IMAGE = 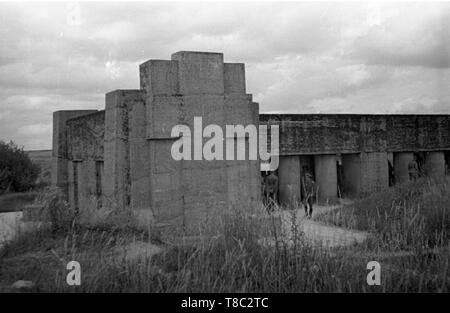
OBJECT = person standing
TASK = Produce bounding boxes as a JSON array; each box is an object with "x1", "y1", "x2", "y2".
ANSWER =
[
  {"x1": 264, "y1": 171, "x2": 278, "y2": 210},
  {"x1": 302, "y1": 172, "x2": 315, "y2": 218},
  {"x1": 408, "y1": 155, "x2": 419, "y2": 181}
]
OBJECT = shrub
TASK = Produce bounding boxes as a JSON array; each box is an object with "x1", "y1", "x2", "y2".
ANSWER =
[
  {"x1": 0, "y1": 141, "x2": 40, "y2": 194},
  {"x1": 33, "y1": 187, "x2": 75, "y2": 232}
]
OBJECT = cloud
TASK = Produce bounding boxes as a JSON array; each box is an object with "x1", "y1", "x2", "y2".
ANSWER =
[
  {"x1": 0, "y1": 2, "x2": 449, "y2": 150},
  {"x1": 351, "y1": 3, "x2": 450, "y2": 68},
  {"x1": 18, "y1": 123, "x2": 51, "y2": 136}
]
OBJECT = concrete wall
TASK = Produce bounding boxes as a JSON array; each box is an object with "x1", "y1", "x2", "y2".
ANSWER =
[
  {"x1": 128, "y1": 91, "x2": 152, "y2": 224},
  {"x1": 66, "y1": 111, "x2": 105, "y2": 160},
  {"x1": 103, "y1": 90, "x2": 143, "y2": 210},
  {"x1": 52, "y1": 110, "x2": 98, "y2": 198},
  {"x1": 360, "y1": 152, "x2": 389, "y2": 193},
  {"x1": 260, "y1": 114, "x2": 450, "y2": 155},
  {"x1": 425, "y1": 152, "x2": 445, "y2": 178},
  {"x1": 65, "y1": 111, "x2": 105, "y2": 211}
]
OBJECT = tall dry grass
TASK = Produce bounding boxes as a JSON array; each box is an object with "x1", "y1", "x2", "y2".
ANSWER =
[
  {"x1": 1, "y1": 180, "x2": 449, "y2": 292},
  {"x1": 317, "y1": 177, "x2": 450, "y2": 251}
]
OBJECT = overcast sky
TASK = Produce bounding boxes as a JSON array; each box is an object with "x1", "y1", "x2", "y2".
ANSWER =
[{"x1": 0, "y1": 1, "x2": 449, "y2": 150}]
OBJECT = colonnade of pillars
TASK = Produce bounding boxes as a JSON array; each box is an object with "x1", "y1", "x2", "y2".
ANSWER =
[{"x1": 275, "y1": 151, "x2": 448, "y2": 206}]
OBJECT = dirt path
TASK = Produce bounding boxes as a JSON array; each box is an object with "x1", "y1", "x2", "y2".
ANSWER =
[{"x1": 281, "y1": 201, "x2": 369, "y2": 248}]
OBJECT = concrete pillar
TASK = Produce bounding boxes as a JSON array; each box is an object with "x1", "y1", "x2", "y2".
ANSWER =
[
  {"x1": 138, "y1": 51, "x2": 259, "y2": 235},
  {"x1": 128, "y1": 92, "x2": 150, "y2": 213},
  {"x1": 387, "y1": 152, "x2": 394, "y2": 166},
  {"x1": 103, "y1": 90, "x2": 141, "y2": 209},
  {"x1": 52, "y1": 110, "x2": 97, "y2": 198},
  {"x1": 224, "y1": 63, "x2": 246, "y2": 94},
  {"x1": 446, "y1": 152, "x2": 450, "y2": 176},
  {"x1": 140, "y1": 59, "x2": 184, "y2": 229},
  {"x1": 394, "y1": 152, "x2": 414, "y2": 184},
  {"x1": 360, "y1": 152, "x2": 389, "y2": 193},
  {"x1": 171, "y1": 51, "x2": 224, "y2": 95},
  {"x1": 314, "y1": 154, "x2": 337, "y2": 203},
  {"x1": 425, "y1": 152, "x2": 445, "y2": 178},
  {"x1": 278, "y1": 156, "x2": 301, "y2": 206}
]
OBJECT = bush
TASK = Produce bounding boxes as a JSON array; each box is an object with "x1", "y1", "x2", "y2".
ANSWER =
[
  {"x1": 0, "y1": 141, "x2": 40, "y2": 194},
  {"x1": 32, "y1": 187, "x2": 75, "y2": 232}
]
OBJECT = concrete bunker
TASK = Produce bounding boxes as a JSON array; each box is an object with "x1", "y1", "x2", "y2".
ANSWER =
[
  {"x1": 53, "y1": 51, "x2": 261, "y2": 235},
  {"x1": 52, "y1": 51, "x2": 450, "y2": 237}
]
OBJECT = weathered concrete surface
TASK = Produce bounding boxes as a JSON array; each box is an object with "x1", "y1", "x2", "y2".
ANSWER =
[
  {"x1": 314, "y1": 154, "x2": 337, "y2": 203},
  {"x1": 66, "y1": 111, "x2": 105, "y2": 160},
  {"x1": 128, "y1": 93, "x2": 150, "y2": 213},
  {"x1": 171, "y1": 51, "x2": 224, "y2": 95},
  {"x1": 0, "y1": 212, "x2": 21, "y2": 246},
  {"x1": 139, "y1": 51, "x2": 260, "y2": 234},
  {"x1": 360, "y1": 152, "x2": 389, "y2": 193},
  {"x1": 394, "y1": 152, "x2": 414, "y2": 183},
  {"x1": 425, "y1": 151, "x2": 445, "y2": 178},
  {"x1": 103, "y1": 90, "x2": 143, "y2": 210},
  {"x1": 260, "y1": 114, "x2": 450, "y2": 155},
  {"x1": 66, "y1": 111, "x2": 105, "y2": 211},
  {"x1": 53, "y1": 50, "x2": 450, "y2": 236},
  {"x1": 224, "y1": 63, "x2": 246, "y2": 94},
  {"x1": 278, "y1": 156, "x2": 301, "y2": 206},
  {"x1": 52, "y1": 110, "x2": 98, "y2": 198}
]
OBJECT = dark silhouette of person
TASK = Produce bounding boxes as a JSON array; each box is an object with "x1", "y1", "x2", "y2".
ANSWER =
[
  {"x1": 264, "y1": 171, "x2": 278, "y2": 210},
  {"x1": 408, "y1": 154, "x2": 420, "y2": 181},
  {"x1": 388, "y1": 160, "x2": 395, "y2": 186},
  {"x1": 302, "y1": 172, "x2": 315, "y2": 218}
]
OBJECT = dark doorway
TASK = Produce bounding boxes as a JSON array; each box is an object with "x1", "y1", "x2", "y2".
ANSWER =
[
  {"x1": 341, "y1": 153, "x2": 361, "y2": 198},
  {"x1": 388, "y1": 159, "x2": 394, "y2": 187},
  {"x1": 337, "y1": 157, "x2": 343, "y2": 198},
  {"x1": 73, "y1": 161, "x2": 81, "y2": 214},
  {"x1": 445, "y1": 151, "x2": 450, "y2": 176},
  {"x1": 95, "y1": 161, "x2": 103, "y2": 209}
]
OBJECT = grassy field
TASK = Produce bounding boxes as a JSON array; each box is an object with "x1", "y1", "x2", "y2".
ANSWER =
[
  {"x1": 316, "y1": 177, "x2": 450, "y2": 250},
  {"x1": 0, "y1": 192, "x2": 37, "y2": 213},
  {"x1": 26, "y1": 150, "x2": 51, "y2": 186},
  {"x1": 0, "y1": 179, "x2": 449, "y2": 292}
]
